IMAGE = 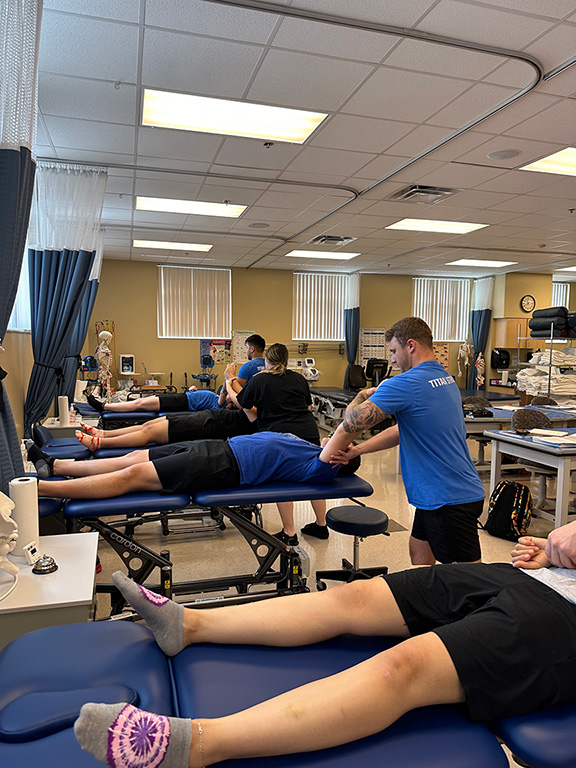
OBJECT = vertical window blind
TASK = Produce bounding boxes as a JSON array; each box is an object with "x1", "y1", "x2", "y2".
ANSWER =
[
  {"x1": 157, "y1": 266, "x2": 231, "y2": 339},
  {"x1": 292, "y1": 272, "x2": 348, "y2": 341},
  {"x1": 552, "y1": 282, "x2": 570, "y2": 309},
  {"x1": 412, "y1": 277, "x2": 470, "y2": 342}
]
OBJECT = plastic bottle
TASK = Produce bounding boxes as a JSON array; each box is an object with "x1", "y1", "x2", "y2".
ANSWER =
[{"x1": 69, "y1": 404, "x2": 77, "y2": 424}]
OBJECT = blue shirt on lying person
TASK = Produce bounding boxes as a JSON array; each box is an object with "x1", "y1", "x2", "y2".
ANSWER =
[{"x1": 185, "y1": 389, "x2": 224, "y2": 411}]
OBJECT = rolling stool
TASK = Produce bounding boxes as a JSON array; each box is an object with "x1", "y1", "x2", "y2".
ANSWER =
[{"x1": 315, "y1": 505, "x2": 389, "y2": 590}]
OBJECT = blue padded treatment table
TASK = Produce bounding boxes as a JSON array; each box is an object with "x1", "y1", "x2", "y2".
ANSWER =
[
  {"x1": 101, "y1": 410, "x2": 188, "y2": 426},
  {"x1": 0, "y1": 621, "x2": 511, "y2": 768},
  {"x1": 73, "y1": 402, "x2": 100, "y2": 418},
  {"x1": 494, "y1": 706, "x2": 576, "y2": 768}
]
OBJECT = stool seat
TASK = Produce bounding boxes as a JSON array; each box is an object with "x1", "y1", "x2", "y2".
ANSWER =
[{"x1": 327, "y1": 505, "x2": 389, "y2": 537}]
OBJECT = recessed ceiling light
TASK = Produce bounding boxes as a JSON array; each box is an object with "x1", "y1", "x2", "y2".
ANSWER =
[
  {"x1": 446, "y1": 259, "x2": 518, "y2": 267},
  {"x1": 133, "y1": 240, "x2": 213, "y2": 252},
  {"x1": 136, "y1": 196, "x2": 246, "y2": 218},
  {"x1": 248, "y1": 222, "x2": 270, "y2": 229},
  {"x1": 385, "y1": 218, "x2": 488, "y2": 234},
  {"x1": 142, "y1": 89, "x2": 328, "y2": 144},
  {"x1": 488, "y1": 149, "x2": 520, "y2": 160},
  {"x1": 286, "y1": 250, "x2": 360, "y2": 260},
  {"x1": 520, "y1": 147, "x2": 576, "y2": 176}
]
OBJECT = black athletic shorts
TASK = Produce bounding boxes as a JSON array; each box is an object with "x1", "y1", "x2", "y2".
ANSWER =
[
  {"x1": 166, "y1": 409, "x2": 256, "y2": 442},
  {"x1": 411, "y1": 499, "x2": 483, "y2": 563},
  {"x1": 157, "y1": 393, "x2": 189, "y2": 411},
  {"x1": 150, "y1": 440, "x2": 240, "y2": 495},
  {"x1": 384, "y1": 563, "x2": 576, "y2": 721}
]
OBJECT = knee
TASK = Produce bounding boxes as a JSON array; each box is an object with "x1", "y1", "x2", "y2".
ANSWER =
[
  {"x1": 374, "y1": 638, "x2": 433, "y2": 692},
  {"x1": 330, "y1": 578, "x2": 381, "y2": 612},
  {"x1": 119, "y1": 463, "x2": 148, "y2": 486}
]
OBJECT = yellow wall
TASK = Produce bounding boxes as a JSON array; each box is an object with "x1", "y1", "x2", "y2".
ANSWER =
[{"x1": 2, "y1": 331, "x2": 34, "y2": 437}]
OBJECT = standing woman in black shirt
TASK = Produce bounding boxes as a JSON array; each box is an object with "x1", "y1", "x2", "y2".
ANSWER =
[{"x1": 226, "y1": 343, "x2": 328, "y2": 544}]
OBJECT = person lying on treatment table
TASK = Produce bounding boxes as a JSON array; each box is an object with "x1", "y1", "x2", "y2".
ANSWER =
[
  {"x1": 74, "y1": 520, "x2": 576, "y2": 768},
  {"x1": 87, "y1": 386, "x2": 228, "y2": 415},
  {"x1": 35, "y1": 430, "x2": 361, "y2": 501}
]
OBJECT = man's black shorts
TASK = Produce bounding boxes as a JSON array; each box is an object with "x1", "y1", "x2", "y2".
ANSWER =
[
  {"x1": 384, "y1": 563, "x2": 576, "y2": 721},
  {"x1": 150, "y1": 440, "x2": 240, "y2": 495},
  {"x1": 411, "y1": 499, "x2": 483, "y2": 562},
  {"x1": 166, "y1": 409, "x2": 256, "y2": 443},
  {"x1": 157, "y1": 393, "x2": 190, "y2": 411}
]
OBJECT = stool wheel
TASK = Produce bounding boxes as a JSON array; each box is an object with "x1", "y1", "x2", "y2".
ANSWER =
[{"x1": 316, "y1": 580, "x2": 327, "y2": 591}]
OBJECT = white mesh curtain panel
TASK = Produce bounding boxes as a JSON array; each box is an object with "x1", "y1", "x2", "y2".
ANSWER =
[
  {"x1": 27, "y1": 163, "x2": 108, "y2": 252},
  {"x1": 413, "y1": 278, "x2": 470, "y2": 342},
  {"x1": 293, "y1": 272, "x2": 347, "y2": 341},
  {"x1": 158, "y1": 266, "x2": 231, "y2": 339},
  {"x1": 552, "y1": 282, "x2": 570, "y2": 309},
  {"x1": 471, "y1": 277, "x2": 494, "y2": 311}
]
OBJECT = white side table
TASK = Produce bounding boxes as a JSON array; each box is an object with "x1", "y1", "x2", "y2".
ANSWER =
[
  {"x1": 42, "y1": 417, "x2": 99, "y2": 438},
  {"x1": 0, "y1": 532, "x2": 98, "y2": 649}
]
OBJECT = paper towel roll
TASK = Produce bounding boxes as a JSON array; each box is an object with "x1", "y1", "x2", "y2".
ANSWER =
[
  {"x1": 58, "y1": 395, "x2": 69, "y2": 426},
  {"x1": 74, "y1": 379, "x2": 88, "y2": 401},
  {"x1": 9, "y1": 477, "x2": 39, "y2": 556}
]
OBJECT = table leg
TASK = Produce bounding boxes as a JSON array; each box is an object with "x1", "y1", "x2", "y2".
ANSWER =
[
  {"x1": 555, "y1": 458, "x2": 571, "y2": 529},
  {"x1": 490, "y1": 440, "x2": 502, "y2": 495}
]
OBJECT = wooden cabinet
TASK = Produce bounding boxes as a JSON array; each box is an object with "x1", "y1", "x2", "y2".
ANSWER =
[{"x1": 493, "y1": 318, "x2": 533, "y2": 349}]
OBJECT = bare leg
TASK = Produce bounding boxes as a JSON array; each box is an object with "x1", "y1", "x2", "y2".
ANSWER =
[
  {"x1": 196, "y1": 633, "x2": 464, "y2": 766},
  {"x1": 311, "y1": 498, "x2": 326, "y2": 525},
  {"x1": 103, "y1": 396, "x2": 161, "y2": 413},
  {"x1": 275, "y1": 501, "x2": 295, "y2": 535},
  {"x1": 81, "y1": 417, "x2": 169, "y2": 439},
  {"x1": 409, "y1": 535, "x2": 436, "y2": 565},
  {"x1": 77, "y1": 419, "x2": 170, "y2": 449},
  {"x1": 51, "y1": 450, "x2": 151, "y2": 478},
  {"x1": 38, "y1": 462, "x2": 161, "y2": 498}
]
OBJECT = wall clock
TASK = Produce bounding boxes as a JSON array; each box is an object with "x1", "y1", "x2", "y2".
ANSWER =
[{"x1": 520, "y1": 294, "x2": 536, "y2": 313}]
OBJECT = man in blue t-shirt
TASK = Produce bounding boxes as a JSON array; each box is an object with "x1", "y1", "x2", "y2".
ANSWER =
[
  {"x1": 36, "y1": 431, "x2": 361, "y2": 500},
  {"x1": 331, "y1": 317, "x2": 485, "y2": 565},
  {"x1": 235, "y1": 334, "x2": 266, "y2": 386}
]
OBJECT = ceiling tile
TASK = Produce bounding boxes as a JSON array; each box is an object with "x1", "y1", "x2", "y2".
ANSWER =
[
  {"x1": 416, "y1": 161, "x2": 506, "y2": 188},
  {"x1": 310, "y1": 114, "x2": 414, "y2": 153},
  {"x1": 39, "y1": 73, "x2": 137, "y2": 124},
  {"x1": 503, "y1": 98, "x2": 576, "y2": 143},
  {"x1": 383, "y1": 37, "x2": 500, "y2": 80},
  {"x1": 482, "y1": 59, "x2": 539, "y2": 88},
  {"x1": 137, "y1": 126, "x2": 222, "y2": 164},
  {"x1": 524, "y1": 23, "x2": 576, "y2": 71},
  {"x1": 285, "y1": 146, "x2": 376, "y2": 177},
  {"x1": 43, "y1": 116, "x2": 136, "y2": 154},
  {"x1": 247, "y1": 49, "x2": 374, "y2": 111},
  {"x1": 39, "y1": 11, "x2": 139, "y2": 82},
  {"x1": 344, "y1": 67, "x2": 470, "y2": 122},
  {"x1": 145, "y1": 0, "x2": 279, "y2": 43},
  {"x1": 142, "y1": 29, "x2": 263, "y2": 97},
  {"x1": 294, "y1": 0, "x2": 440, "y2": 27},
  {"x1": 454, "y1": 136, "x2": 565, "y2": 169},
  {"x1": 477, "y1": 91, "x2": 562, "y2": 134},
  {"x1": 474, "y1": 0, "x2": 576, "y2": 18},
  {"x1": 44, "y1": 0, "x2": 140, "y2": 23},
  {"x1": 213, "y1": 138, "x2": 302, "y2": 171},
  {"x1": 429, "y1": 83, "x2": 519, "y2": 129}
]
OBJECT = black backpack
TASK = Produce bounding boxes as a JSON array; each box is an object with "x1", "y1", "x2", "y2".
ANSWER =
[{"x1": 483, "y1": 481, "x2": 533, "y2": 542}]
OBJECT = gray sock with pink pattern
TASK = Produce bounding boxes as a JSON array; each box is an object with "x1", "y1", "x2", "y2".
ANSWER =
[{"x1": 112, "y1": 571, "x2": 184, "y2": 657}]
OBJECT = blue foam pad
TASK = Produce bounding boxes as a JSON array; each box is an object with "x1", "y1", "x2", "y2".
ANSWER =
[
  {"x1": 41, "y1": 439, "x2": 90, "y2": 461},
  {"x1": 73, "y1": 402, "x2": 100, "y2": 418},
  {"x1": 193, "y1": 475, "x2": 373, "y2": 507},
  {"x1": 63, "y1": 490, "x2": 191, "y2": 518},
  {"x1": 495, "y1": 706, "x2": 576, "y2": 768},
  {"x1": 0, "y1": 622, "x2": 173, "y2": 767},
  {"x1": 38, "y1": 497, "x2": 62, "y2": 518},
  {"x1": 93, "y1": 445, "x2": 156, "y2": 459},
  {"x1": 173, "y1": 636, "x2": 509, "y2": 768}
]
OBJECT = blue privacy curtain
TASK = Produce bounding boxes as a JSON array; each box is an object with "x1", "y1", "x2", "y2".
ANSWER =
[
  {"x1": 468, "y1": 277, "x2": 494, "y2": 389},
  {"x1": 0, "y1": 0, "x2": 41, "y2": 491},
  {"x1": 343, "y1": 273, "x2": 360, "y2": 389},
  {"x1": 23, "y1": 163, "x2": 107, "y2": 435},
  {"x1": 24, "y1": 249, "x2": 96, "y2": 435},
  {"x1": 61, "y1": 277, "x2": 99, "y2": 402}
]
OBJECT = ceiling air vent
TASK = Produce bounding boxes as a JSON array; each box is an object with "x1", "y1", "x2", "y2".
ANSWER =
[
  {"x1": 309, "y1": 235, "x2": 357, "y2": 246},
  {"x1": 388, "y1": 185, "x2": 458, "y2": 204}
]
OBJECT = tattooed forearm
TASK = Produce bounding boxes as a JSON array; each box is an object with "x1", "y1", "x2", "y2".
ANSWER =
[{"x1": 343, "y1": 400, "x2": 387, "y2": 433}]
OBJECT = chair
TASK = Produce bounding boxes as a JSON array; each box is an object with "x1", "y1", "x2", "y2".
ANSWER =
[
  {"x1": 347, "y1": 364, "x2": 367, "y2": 391},
  {"x1": 511, "y1": 409, "x2": 556, "y2": 510},
  {"x1": 365, "y1": 358, "x2": 388, "y2": 387},
  {"x1": 315, "y1": 505, "x2": 389, "y2": 590},
  {"x1": 463, "y1": 396, "x2": 492, "y2": 465},
  {"x1": 530, "y1": 395, "x2": 558, "y2": 406}
]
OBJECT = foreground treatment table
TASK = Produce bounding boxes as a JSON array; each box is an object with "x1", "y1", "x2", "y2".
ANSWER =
[{"x1": 485, "y1": 428, "x2": 576, "y2": 529}]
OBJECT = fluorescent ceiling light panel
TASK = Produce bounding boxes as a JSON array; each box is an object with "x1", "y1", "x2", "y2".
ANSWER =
[
  {"x1": 385, "y1": 218, "x2": 489, "y2": 234},
  {"x1": 287, "y1": 250, "x2": 360, "y2": 260},
  {"x1": 133, "y1": 240, "x2": 213, "y2": 252},
  {"x1": 446, "y1": 259, "x2": 517, "y2": 267},
  {"x1": 142, "y1": 89, "x2": 328, "y2": 143},
  {"x1": 137, "y1": 196, "x2": 247, "y2": 218},
  {"x1": 556, "y1": 266, "x2": 576, "y2": 272},
  {"x1": 520, "y1": 147, "x2": 576, "y2": 176}
]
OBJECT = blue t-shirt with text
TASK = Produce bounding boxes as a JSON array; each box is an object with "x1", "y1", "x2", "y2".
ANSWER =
[
  {"x1": 237, "y1": 358, "x2": 266, "y2": 382},
  {"x1": 369, "y1": 361, "x2": 484, "y2": 509},
  {"x1": 229, "y1": 432, "x2": 337, "y2": 486}
]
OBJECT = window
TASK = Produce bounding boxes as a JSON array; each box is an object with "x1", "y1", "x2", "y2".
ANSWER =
[
  {"x1": 8, "y1": 255, "x2": 31, "y2": 332},
  {"x1": 412, "y1": 277, "x2": 470, "y2": 342},
  {"x1": 157, "y1": 266, "x2": 231, "y2": 339},
  {"x1": 552, "y1": 282, "x2": 570, "y2": 309},
  {"x1": 292, "y1": 272, "x2": 348, "y2": 341}
]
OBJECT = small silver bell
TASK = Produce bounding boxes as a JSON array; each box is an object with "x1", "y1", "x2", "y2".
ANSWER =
[{"x1": 32, "y1": 554, "x2": 58, "y2": 574}]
